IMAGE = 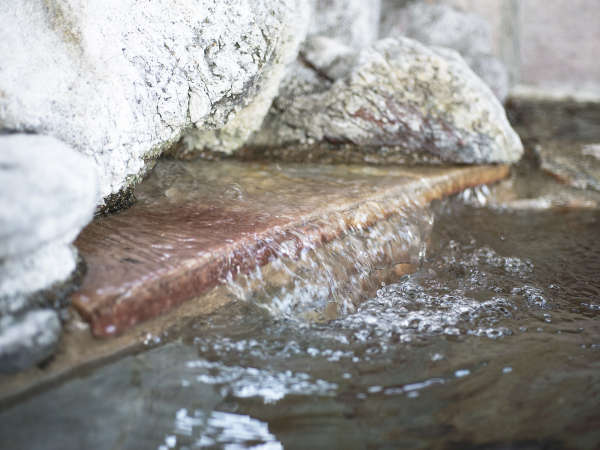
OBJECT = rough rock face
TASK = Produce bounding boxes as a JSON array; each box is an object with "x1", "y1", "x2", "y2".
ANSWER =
[
  {"x1": 0, "y1": 0, "x2": 309, "y2": 205},
  {"x1": 175, "y1": 1, "x2": 310, "y2": 157},
  {"x1": 249, "y1": 37, "x2": 523, "y2": 164},
  {"x1": 175, "y1": 0, "x2": 377, "y2": 158},
  {"x1": 0, "y1": 134, "x2": 96, "y2": 372},
  {"x1": 380, "y1": 2, "x2": 509, "y2": 101}
]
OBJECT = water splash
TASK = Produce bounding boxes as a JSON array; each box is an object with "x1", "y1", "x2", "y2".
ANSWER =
[{"x1": 223, "y1": 206, "x2": 433, "y2": 322}]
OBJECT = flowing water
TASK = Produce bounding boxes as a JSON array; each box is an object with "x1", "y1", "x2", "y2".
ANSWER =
[{"x1": 2, "y1": 186, "x2": 600, "y2": 449}]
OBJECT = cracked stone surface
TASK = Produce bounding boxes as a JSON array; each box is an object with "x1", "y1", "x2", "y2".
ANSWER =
[
  {"x1": 380, "y1": 1, "x2": 509, "y2": 101},
  {"x1": 0, "y1": 0, "x2": 310, "y2": 205},
  {"x1": 0, "y1": 134, "x2": 96, "y2": 372},
  {"x1": 249, "y1": 37, "x2": 523, "y2": 164}
]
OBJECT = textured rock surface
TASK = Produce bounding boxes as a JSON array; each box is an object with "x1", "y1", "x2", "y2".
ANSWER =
[
  {"x1": 174, "y1": 0, "x2": 379, "y2": 158},
  {"x1": 0, "y1": 134, "x2": 96, "y2": 372},
  {"x1": 250, "y1": 37, "x2": 523, "y2": 164},
  {"x1": 380, "y1": 2, "x2": 509, "y2": 100},
  {"x1": 0, "y1": 0, "x2": 309, "y2": 204},
  {"x1": 172, "y1": 1, "x2": 310, "y2": 158}
]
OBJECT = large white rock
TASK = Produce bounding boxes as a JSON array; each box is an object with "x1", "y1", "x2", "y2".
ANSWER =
[
  {"x1": 0, "y1": 134, "x2": 97, "y2": 260},
  {"x1": 250, "y1": 37, "x2": 523, "y2": 164},
  {"x1": 0, "y1": 0, "x2": 310, "y2": 205},
  {"x1": 176, "y1": 0, "x2": 310, "y2": 157},
  {"x1": 176, "y1": 0, "x2": 382, "y2": 157},
  {"x1": 380, "y1": 2, "x2": 509, "y2": 100},
  {"x1": 0, "y1": 133, "x2": 96, "y2": 372}
]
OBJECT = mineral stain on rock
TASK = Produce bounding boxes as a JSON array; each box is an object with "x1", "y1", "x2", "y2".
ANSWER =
[{"x1": 249, "y1": 37, "x2": 522, "y2": 165}]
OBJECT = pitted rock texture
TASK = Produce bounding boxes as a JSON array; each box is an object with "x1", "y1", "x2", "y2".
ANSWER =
[
  {"x1": 174, "y1": 0, "x2": 379, "y2": 158},
  {"x1": 249, "y1": 37, "x2": 523, "y2": 164},
  {"x1": 0, "y1": 0, "x2": 309, "y2": 205},
  {"x1": 174, "y1": 0, "x2": 310, "y2": 158},
  {"x1": 0, "y1": 134, "x2": 96, "y2": 372},
  {"x1": 380, "y1": 2, "x2": 509, "y2": 101}
]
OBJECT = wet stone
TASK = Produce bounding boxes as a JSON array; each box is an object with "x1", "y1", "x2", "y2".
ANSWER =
[{"x1": 70, "y1": 160, "x2": 509, "y2": 337}]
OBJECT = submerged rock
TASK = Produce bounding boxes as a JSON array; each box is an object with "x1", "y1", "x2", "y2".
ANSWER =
[
  {"x1": 0, "y1": 0, "x2": 310, "y2": 205},
  {"x1": 535, "y1": 141, "x2": 600, "y2": 192},
  {"x1": 0, "y1": 134, "x2": 96, "y2": 372},
  {"x1": 249, "y1": 37, "x2": 523, "y2": 164},
  {"x1": 380, "y1": 2, "x2": 509, "y2": 101}
]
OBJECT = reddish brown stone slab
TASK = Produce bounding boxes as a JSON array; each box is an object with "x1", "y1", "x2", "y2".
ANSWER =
[{"x1": 71, "y1": 161, "x2": 509, "y2": 337}]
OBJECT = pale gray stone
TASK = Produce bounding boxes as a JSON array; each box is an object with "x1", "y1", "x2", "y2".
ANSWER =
[
  {"x1": 176, "y1": 1, "x2": 310, "y2": 157},
  {"x1": 0, "y1": 134, "x2": 97, "y2": 259},
  {"x1": 310, "y1": 0, "x2": 381, "y2": 49},
  {"x1": 0, "y1": 134, "x2": 95, "y2": 372},
  {"x1": 380, "y1": 2, "x2": 509, "y2": 100},
  {"x1": 0, "y1": 0, "x2": 310, "y2": 205},
  {"x1": 0, "y1": 309, "x2": 61, "y2": 373},
  {"x1": 250, "y1": 37, "x2": 523, "y2": 164}
]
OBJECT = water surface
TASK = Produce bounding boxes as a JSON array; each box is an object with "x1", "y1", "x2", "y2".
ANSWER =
[{"x1": 1, "y1": 203, "x2": 599, "y2": 449}]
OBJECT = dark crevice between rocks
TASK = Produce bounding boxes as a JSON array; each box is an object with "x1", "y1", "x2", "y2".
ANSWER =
[{"x1": 95, "y1": 186, "x2": 138, "y2": 217}]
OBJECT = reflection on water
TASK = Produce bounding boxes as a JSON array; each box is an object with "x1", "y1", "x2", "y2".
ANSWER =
[{"x1": 1, "y1": 203, "x2": 599, "y2": 449}]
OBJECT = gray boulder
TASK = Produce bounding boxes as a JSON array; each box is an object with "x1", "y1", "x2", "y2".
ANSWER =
[
  {"x1": 310, "y1": 0, "x2": 381, "y2": 49},
  {"x1": 249, "y1": 37, "x2": 523, "y2": 164},
  {"x1": 0, "y1": 134, "x2": 96, "y2": 372},
  {"x1": 0, "y1": 0, "x2": 310, "y2": 205},
  {"x1": 380, "y1": 2, "x2": 509, "y2": 101}
]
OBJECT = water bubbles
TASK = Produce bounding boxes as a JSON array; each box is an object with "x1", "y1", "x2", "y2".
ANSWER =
[
  {"x1": 222, "y1": 206, "x2": 434, "y2": 322},
  {"x1": 185, "y1": 359, "x2": 338, "y2": 404},
  {"x1": 169, "y1": 409, "x2": 282, "y2": 449}
]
